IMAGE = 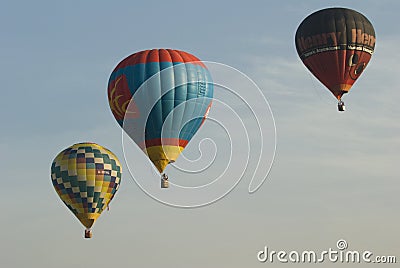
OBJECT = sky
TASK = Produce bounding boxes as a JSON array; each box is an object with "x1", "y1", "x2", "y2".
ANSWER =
[{"x1": 0, "y1": 0, "x2": 399, "y2": 267}]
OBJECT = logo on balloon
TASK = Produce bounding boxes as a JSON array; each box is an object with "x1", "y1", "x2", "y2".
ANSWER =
[{"x1": 108, "y1": 75, "x2": 139, "y2": 120}]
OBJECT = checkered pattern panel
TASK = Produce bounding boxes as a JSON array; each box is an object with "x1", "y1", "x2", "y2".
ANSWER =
[{"x1": 51, "y1": 143, "x2": 122, "y2": 218}]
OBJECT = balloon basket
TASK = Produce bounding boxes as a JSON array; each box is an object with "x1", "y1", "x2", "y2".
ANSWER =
[
  {"x1": 338, "y1": 101, "x2": 345, "y2": 112},
  {"x1": 84, "y1": 229, "x2": 92, "y2": 239},
  {"x1": 161, "y1": 178, "x2": 169, "y2": 188}
]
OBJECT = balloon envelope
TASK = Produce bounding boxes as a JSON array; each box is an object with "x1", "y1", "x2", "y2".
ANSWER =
[
  {"x1": 108, "y1": 49, "x2": 213, "y2": 173},
  {"x1": 295, "y1": 7, "x2": 376, "y2": 100},
  {"x1": 51, "y1": 142, "x2": 122, "y2": 233}
]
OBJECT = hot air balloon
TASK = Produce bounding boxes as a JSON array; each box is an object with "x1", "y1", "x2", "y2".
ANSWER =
[
  {"x1": 295, "y1": 7, "x2": 376, "y2": 111},
  {"x1": 108, "y1": 49, "x2": 213, "y2": 188},
  {"x1": 51, "y1": 142, "x2": 122, "y2": 238}
]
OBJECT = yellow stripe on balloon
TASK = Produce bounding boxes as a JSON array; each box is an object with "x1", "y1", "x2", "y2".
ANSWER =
[{"x1": 145, "y1": 145, "x2": 184, "y2": 173}]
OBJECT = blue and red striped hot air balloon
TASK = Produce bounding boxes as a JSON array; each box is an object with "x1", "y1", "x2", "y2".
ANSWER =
[{"x1": 108, "y1": 49, "x2": 213, "y2": 186}]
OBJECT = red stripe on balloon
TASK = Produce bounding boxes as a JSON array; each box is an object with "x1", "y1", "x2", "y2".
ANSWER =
[
  {"x1": 116, "y1": 49, "x2": 207, "y2": 69},
  {"x1": 137, "y1": 138, "x2": 188, "y2": 149}
]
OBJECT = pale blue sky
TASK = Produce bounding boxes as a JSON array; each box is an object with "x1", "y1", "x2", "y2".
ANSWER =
[{"x1": 0, "y1": 1, "x2": 398, "y2": 267}]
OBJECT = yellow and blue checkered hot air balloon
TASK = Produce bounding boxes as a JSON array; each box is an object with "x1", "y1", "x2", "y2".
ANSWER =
[
  {"x1": 108, "y1": 49, "x2": 213, "y2": 187},
  {"x1": 51, "y1": 142, "x2": 122, "y2": 238}
]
